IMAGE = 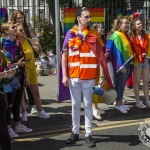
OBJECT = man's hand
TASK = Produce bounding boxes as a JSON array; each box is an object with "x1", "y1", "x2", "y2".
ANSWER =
[
  {"x1": 62, "y1": 76, "x2": 69, "y2": 87},
  {"x1": 98, "y1": 77, "x2": 106, "y2": 87}
]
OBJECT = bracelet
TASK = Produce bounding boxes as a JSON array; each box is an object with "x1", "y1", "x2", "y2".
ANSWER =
[{"x1": 100, "y1": 76, "x2": 106, "y2": 79}]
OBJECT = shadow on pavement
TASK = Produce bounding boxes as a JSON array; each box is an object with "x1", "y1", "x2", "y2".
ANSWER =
[
  {"x1": 94, "y1": 135, "x2": 140, "y2": 146},
  {"x1": 12, "y1": 138, "x2": 82, "y2": 150}
]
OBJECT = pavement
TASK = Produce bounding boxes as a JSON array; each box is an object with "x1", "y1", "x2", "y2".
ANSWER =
[{"x1": 16, "y1": 75, "x2": 150, "y2": 139}]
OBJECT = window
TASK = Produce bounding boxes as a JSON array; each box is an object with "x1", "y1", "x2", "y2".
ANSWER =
[
  {"x1": 8, "y1": 9, "x2": 15, "y2": 20},
  {"x1": 38, "y1": 9, "x2": 44, "y2": 18},
  {"x1": 24, "y1": 0, "x2": 29, "y2": 6},
  {"x1": 39, "y1": 0, "x2": 44, "y2": 6},
  {"x1": 9, "y1": 0, "x2": 15, "y2": 6}
]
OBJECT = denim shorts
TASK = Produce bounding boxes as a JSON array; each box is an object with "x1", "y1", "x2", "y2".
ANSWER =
[{"x1": 135, "y1": 58, "x2": 149, "y2": 69}]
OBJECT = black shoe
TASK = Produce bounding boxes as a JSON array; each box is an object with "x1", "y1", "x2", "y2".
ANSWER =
[
  {"x1": 66, "y1": 132, "x2": 79, "y2": 144},
  {"x1": 85, "y1": 135, "x2": 96, "y2": 147}
]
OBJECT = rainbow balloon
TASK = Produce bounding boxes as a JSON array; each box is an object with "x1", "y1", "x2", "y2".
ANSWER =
[{"x1": 63, "y1": 8, "x2": 105, "y2": 34}]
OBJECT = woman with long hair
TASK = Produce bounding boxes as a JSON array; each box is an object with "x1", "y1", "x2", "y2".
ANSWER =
[
  {"x1": 16, "y1": 23, "x2": 49, "y2": 119},
  {"x1": 130, "y1": 19, "x2": 150, "y2": 108},
  {"x1": 11, "y1": 10, "x2": 49, "y2": 119},
  {"x1": 2, "y1": 23, "x2": 32, "y2": 138},
  {"x1": 106, "y1": 16, "x2": 134, "y2": 114},
  {"x1": 92, "y1": 23, "x2": 105, "y2": 120}
]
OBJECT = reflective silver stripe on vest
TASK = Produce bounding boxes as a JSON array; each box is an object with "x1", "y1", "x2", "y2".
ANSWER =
[
  {"x1": 80, "y1": 64, "x2": 98, "y2": 68},
  {"x1": 80, "y1": 50, "x2": 96, "y2": 57},
  {"x1": 68, "y1": 62, "x2": 80, "y2": 67},
  {"x1": 69, "y1": 49, "x2": 79, "y2": 56}
]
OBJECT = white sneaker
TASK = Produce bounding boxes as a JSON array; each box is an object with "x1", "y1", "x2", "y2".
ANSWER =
[
  {"x1": 21, "y1": 111, "x2": 28, "y2": 122},
  {"x1": 136, "y1": 101, "x2": 147, "y2": 108},
  {"x1": 114, "y1": 105, "x2": 127, "y2": 114},
  {"x1": 93, "y1": 109, "x2": 102, "y2": 120},
  {"x1": 122, "y1": 105, "x2": 130, "y2": 111},
  {"x1": 31, "y1": 105, "x2": 37, "y2": 114},
  {"x1": 8, "y1": 128, "x2": 19, "y2": 138},
  {"x1": 97, "y1": 108, "x2": 105, "y2": 114},
  {"x1": 37, "y1": 110, "x2": 50, "y2": 119},
  {"x1": 15, "y1": 124, "x2": 33, "y2": 133}
]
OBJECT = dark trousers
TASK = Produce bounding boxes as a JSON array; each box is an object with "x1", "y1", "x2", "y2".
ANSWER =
[
  {"x1": 0, "y1": 94, "x2": 11, "y2": 150},
  {"x1": 7, "y1": 86, "x2": 24, "y2": 125},
  {"x1": 114, "y1": 62, "x2": 130, "y2": 101},
  {"x1": 25, "y1": 87, "x2": 35, "y2": 106}
]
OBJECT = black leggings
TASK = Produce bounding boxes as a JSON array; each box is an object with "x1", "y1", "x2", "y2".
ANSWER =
[
  {"x1": 0, "y1": 93, "x2": 11, "y2": 150},
  {"x1": 25, "y1": 87, "x2": 35, "y2": 106},
  {"x1": 7, "y1": 86, "x2": 24, "y2": 125}
]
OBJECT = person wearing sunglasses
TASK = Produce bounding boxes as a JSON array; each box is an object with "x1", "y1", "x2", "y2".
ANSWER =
[
  {"x1": 2, "y1": 23, "x2": 33, "y2": 139},
  {"x1": 16, "y1": 24, "x2": 49, "y2": 119},
  {"x1": 11, "y1": 10, "x2": 48, "y2": 120}
]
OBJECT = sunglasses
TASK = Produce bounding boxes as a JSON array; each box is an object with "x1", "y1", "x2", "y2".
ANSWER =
[
  {"x1": 11, "y1": 25, "x2": 17, "y2": 29},
  {"x1": 19, "y1": 29, "x2": 24, "y2": 33}
]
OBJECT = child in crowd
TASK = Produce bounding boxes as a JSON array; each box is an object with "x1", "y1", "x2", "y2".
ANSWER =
[{"x1": 2, "y1": 23, "x2": 33, "y2": 138}]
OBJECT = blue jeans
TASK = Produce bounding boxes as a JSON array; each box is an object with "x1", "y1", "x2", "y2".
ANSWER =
[{"x1": 114, "y1": 62, "x2": 130, "y2": 101}]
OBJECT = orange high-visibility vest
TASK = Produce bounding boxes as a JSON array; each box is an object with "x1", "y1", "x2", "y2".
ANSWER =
[{"x1": 68, "y1": 41, "x2": 98, "y2": 80}]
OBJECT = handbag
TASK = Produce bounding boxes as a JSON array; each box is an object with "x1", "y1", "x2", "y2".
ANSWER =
[
  {"x1": 3, "y1": 77, "x2": 20, "y2": 93},
  {"x1": 3, "y1": 83, "x2": 14, "y2": 93}
]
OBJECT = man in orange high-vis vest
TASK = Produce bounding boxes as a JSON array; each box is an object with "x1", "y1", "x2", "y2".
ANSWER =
[{"x1": 62, "y1": 7, "x2": 113, "y2": 148}]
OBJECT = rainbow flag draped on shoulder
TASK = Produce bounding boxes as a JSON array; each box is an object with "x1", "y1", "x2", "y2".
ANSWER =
[
  {"x1": 106, "y1": 31, "x2": 134, "y2": 73},
  {"x1": 59, "y1": 26, "x2": 114, "y2": 101}
]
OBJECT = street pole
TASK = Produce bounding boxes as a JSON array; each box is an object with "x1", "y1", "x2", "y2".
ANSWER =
[{"x1": 55, "y1": 0, "x2": 60, "y2": 101}]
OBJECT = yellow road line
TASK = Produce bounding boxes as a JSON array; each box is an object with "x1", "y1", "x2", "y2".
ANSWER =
[
  {"x1": 91, "y1": 121, "x2": 142, "y2": 132},
  {"x1": 13, "y1": 118, "x2": 145, "y2": 140},
  {"x1": 13, "y1": 120, "x2": 144, "y2": 142},
  {"x1": 94, "y1": 118, "x2": 146, "y2": 126}
]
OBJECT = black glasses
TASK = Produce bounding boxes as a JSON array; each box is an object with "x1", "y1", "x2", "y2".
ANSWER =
[
  {"x1": 11, "y1": 25, "x2": 17, "y2": 29},
  {"x1": 19, "y1": 29, "x2": 24, "y2": 33}
]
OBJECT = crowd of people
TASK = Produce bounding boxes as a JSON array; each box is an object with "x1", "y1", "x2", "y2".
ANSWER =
[
  {"x1": 0, "y1": 10, "x2": 52, "y2": 150},
  {"x1": 0, "y1": 6, "x2": 150, "y2": 149},
  {"x1": 61, "y1": 7, "x2": 150, "y2": 148}
]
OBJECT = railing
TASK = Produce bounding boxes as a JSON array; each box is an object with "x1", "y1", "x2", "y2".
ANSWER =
[
  {"x1": 0, "y1": 0, "x2": 51, "y2": 34},
  {"x1": 1, "y1": 0, "x2": 150, "y2": 34}
]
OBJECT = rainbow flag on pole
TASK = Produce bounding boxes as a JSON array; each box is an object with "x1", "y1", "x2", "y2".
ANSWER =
[
  {"x1": 106, "y1": 31, "x2": 134, "y2": 73},
  {"x1": 0, "y1": 8, "x2": 8, "y2": 49},
  {"x1": 64, "y1": 8, "x2": 105, "y2": 34}
]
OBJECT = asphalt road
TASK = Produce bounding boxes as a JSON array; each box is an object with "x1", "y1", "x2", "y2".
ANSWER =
[
  {"x1": 12, "y1": 114, "x2": 150, "y2": 150},
  {"x1": 9, "y1": 76, "x2": 150, "y2": 150}
]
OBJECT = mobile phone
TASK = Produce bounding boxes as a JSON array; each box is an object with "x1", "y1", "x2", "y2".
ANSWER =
[{"x1": 24, "y1": 59, "x2": 31, "y2": 62}]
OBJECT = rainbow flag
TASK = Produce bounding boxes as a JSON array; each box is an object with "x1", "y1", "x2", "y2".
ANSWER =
[
  {"x1": 64, "y1": 8, "x2": 105, "y2": 34},
  {"x1": 0, "y1": 8, "x2": 8, "y2": 24},
  {"x1": 0, "y1": 8, "x2": 8, "y2": 34},
  {"x1": 106, "y1": 31, "x2": 134, "y2": 73}
]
